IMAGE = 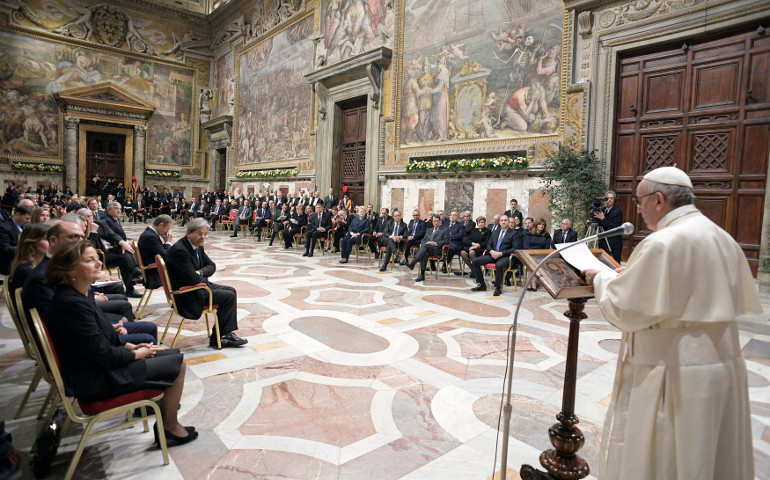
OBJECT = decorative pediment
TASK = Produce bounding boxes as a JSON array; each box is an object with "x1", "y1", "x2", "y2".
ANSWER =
[{"x1": 53, "y1": 82, "x2": 156, "y2": 117}]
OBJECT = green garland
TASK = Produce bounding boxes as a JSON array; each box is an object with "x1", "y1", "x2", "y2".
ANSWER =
[
  {"x1": 11, "y1": 162, "x2": 63, "y2": 173},
  {"x1": 406, "y1": 155, "x2": 527, "y2": 173},
  {"x1": 236, "y1": 168, "x2": 299, "y2": 179},
  {"x1": 145, "y1": 169, "x2": 181, "y2": 178}
]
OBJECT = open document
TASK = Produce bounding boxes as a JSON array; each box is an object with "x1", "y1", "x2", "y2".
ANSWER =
[{"x1": 555, "y1": 242, "x2": 613, "y2": 273}]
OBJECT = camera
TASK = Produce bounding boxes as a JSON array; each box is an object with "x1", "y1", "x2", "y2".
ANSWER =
[{"x1": 587, "y1": 196, "x2": 608, "y2": 226}]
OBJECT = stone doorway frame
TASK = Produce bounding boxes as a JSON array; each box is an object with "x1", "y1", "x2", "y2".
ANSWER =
[
  {"x1": 54, "y1": 82, "x2": 154, "y2": 195},
  {"x1": 306, "y1": 48, "x2": 391, "y2": 207}
]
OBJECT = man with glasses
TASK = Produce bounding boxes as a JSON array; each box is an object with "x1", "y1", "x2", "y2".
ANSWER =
[{"x1": 582, "y1": 166, "x2": 761, "y2": 480}]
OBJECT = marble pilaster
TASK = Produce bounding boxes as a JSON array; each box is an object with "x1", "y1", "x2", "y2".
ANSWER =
[
  {"x1": 63, "y1": 116, "x2": 79, "y2": 189},
  {"x1": 133, "y1": 124, "x2": 147, "y2": 187}
]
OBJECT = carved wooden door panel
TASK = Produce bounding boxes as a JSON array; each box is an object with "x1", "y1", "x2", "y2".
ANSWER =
[
  {"x1": 86, "y1": 132, "x2": 125, "y2": 188},
  {"x1": 339, "y1": 99, "x2": 367, "y2": 208},
  {"x1": 612, "y1": 26, "x2": 769, "y2": 274}
]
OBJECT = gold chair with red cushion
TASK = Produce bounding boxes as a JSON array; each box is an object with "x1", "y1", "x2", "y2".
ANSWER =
[{"x1": 156, "y1": 255, "x2": 222, "y2": 349}]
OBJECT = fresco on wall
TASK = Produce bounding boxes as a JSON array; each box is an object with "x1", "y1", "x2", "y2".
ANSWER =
[
  {"x1": 237, "y1": 16, "x2": 313, "y2": 165},
  {"x1": 0, "y1": 30, "x2": 194, "y2": 165},
  {"x1": 213, "y1": 52, "x2": 233, "y2": 118},
  {"x1": 400, "y1": 0, "x2": 563, "y2": 147},
  {"x1": 322, "y1": 0, "x2": 391, "y2": 65}
]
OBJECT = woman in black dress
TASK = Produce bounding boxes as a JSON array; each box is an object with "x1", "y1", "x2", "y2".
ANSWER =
[
  {"x1": 44, "y1": 241, "x2": 197, "y2": 446},
  {"x1": 8, "y1": 223, "x2": 50, "y2": 292},
  {"x1": 526, "y1": 218, "x2": 551, "y2": 291},
  {"x1": 458, "y1": 216, "x2": 490, "y2": 280}
]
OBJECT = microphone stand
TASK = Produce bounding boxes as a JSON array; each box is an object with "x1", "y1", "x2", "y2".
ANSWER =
[{"x1": 499, "y1": 227, "x2": 626, "y2": 480}]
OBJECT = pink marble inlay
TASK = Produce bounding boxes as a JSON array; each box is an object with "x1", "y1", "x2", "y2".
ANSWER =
[
  {"x1": 326, "y1": 269, "x2": 383, "y2": 284},
  {"x1": 422, "y1": 295, "x2": 509, "y2": 317},
  {"x1": 486, "y1": 188, "x2": 508, "y2": 220},
  {"x1": 240, "y1": 380, "x2": 377, "y2": 446},
  {"x1": 290, "y1": 316, "x2": 390, "y2": 353},
  {"x1": 527, "y1": 188, "x2": 552, "y2": 230},
  {"x1": 391, "y1": 188, "x2": 404, "y2": 213},
  {"x1": 418, "y1": 189, "x2": 434, "y2": 218}
]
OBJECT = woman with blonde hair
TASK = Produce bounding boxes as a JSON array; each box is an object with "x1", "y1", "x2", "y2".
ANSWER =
[
  {"x1": 30, "y1": 206, "x2": 50, "y2": 224},
  {"x1": 8, "y1": 222, "x2": 50, "y2": 291}
]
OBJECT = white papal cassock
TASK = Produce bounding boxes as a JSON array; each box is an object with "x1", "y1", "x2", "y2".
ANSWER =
[{"x1": 592, "y1": 204, "x2": 761, "y2": 480}]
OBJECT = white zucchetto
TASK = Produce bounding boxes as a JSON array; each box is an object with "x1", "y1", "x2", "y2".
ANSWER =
[{"x1": 643, "y1": 166, "x2": 693, "y2": 189}]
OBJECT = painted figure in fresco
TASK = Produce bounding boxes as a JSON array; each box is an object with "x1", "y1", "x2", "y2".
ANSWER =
[
  {"x1": 325, "y1": 0, "x2": 385, "y2": 64},
  {"x1": 500, "y1": 82, "x2": 555, "y2": 133},
  {"x1": 429, "y1": 56, "x2": 450, "y2": 141},
  {"x1": 415, "y1": 58, "x2": 435, "y2": 142},
  {"x1": 524, "y1": 43, "x2": 561, "y2": 87},
  {"x1": 120, "y1": 60, "x2": 156, "y2": 99},
  {"x1": 45, "y1": 49, "x2": 101, "y2": 93},
  {"x1": 401, "y1": 66, "x2": 420, "y2": 143}
]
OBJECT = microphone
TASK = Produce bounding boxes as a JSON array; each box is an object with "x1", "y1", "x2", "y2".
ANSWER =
[{"x1": 598, "y1": 221, "x2": 635, "y2": 238}]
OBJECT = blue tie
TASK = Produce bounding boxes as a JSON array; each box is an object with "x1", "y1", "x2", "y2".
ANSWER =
[
  {"x1": 496, "y1": 230, "x2": 505, "y2": 251},
  {"x1": 195, "y1": 248, "x2": 201, "y2": 268},
  {"x1": 411, "y1": 222, "x2": 416, "y2": 235}
]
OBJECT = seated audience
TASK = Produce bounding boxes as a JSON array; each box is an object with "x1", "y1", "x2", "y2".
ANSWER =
[
  {"x1": 444, "y1": 210, "x2": 465, "y2": 273},
  {"x1": 304, "y1": 203, "x2": 332, "y2": 257},
  {"x1": 43, "y1": 240, "x2": 197, "y2": 446},
  {"x1": 8, "y1": 222, "x2": 50, "y2": 291},
  {"x1": 406, "y1": 214, "x2": 449, "y2": 282},
  {"x1": 332, "y1": 208, "x2": 349, "y2": 253},
  {"x1": 378, "y1": 210, "x2": 407, "y2": 271},
  {"x1": 0, "y1": 204, "x2": 32, "y2": 275},
  {"x1": 470, "y1": 215, "x2": 522, "y2": 296},
  {"x1": 31, "y1": 206, "x2": 50, "y2": 224},
  {"x1": 339, "y1": 206, "x2": 370, "y2": 263},
  {"x1": 402, "y1": 210, "x2": 426, "y2": 265},
  {"x1": 284, "y1": 205, "x2": 309, "y2": 249},
  {"x1": 250, "y1": 202, "x2": 270, "y2": 239},
  {"x1": 456, "y1": 216, "x2": 490, "y2": 279},
  {"x1": 166, "y1": 218, "x2": 248, "y2": 348},
  {"x1": 138, "y1": 215, "x2": 173, "y2": 291},
  {"x1": 269, "y1": 204, "x2": 290, "y2": 246},
  {"x1": 230, "y1": 199, "x2": 251, "y2": 238},
  {"x1": 370, "y1": 207, "x2": 394, "y2": 256},
  {"x1": 552, "y1": 218, "x2": 578, "y2": 247}
]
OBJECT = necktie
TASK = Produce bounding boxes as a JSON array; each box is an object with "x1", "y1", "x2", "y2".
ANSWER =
[
  {"x1": 393, "y1": 223, "x2": 398, "y2": 236},
  {"x1": 496, "y1": 230, "x2": 506, "y2": 251},
  {"x1": 411, "y1": 222, "x2": 416, "y2": 235},
  {"x1": 318, "y1": 213, "x2": 321, "y2": 224},
  {"x1": 195, "y1": 248, "x2": 201, "y2": 268}
]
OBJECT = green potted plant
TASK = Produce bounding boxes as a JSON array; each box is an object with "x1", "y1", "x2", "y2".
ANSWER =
[{"x1": 541, "y1": 145, "x2": 607, "y2": 236}]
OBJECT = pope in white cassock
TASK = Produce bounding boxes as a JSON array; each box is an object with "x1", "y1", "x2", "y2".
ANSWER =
[{"x1": 582, "y1": 166, "x2": 761, "y2": 480}]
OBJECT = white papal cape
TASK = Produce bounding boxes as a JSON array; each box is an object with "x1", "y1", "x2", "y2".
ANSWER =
[{"x1": 593, "y1": 204, "x2": 761, "y2": 480}]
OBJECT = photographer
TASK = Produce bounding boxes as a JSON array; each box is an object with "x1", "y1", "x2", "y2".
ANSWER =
[{"x1": 593, "y1": 190, "x2": 623, "y2": 263}]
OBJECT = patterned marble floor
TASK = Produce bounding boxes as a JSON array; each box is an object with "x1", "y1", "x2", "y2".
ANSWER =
[{"x1": 1, "y1": 221, "x2": 769, "y2": 480}]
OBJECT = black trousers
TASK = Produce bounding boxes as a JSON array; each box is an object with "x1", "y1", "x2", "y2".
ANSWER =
[
  {"x1": 105, "y1": 250, "x2": 138, "y2": 292},
  {"x1": 471, "y1": 255, "x2": 510, "y2": 288},
  {"x1": 209, "y1": 284, "x2": 238, "y2": 339},
  {"x1": 413, "y1": 244, "x2": 442, "y2": 272},
  {"x1": 305, "y1": 229, "x2": 327, "y2": 252}
]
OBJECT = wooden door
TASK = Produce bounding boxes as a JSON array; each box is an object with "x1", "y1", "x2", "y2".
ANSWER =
[
  {"x1": 86, "y1": 132, "x2": 126, "y2": 190},
  {"x1": 339, "y1": 97, "x2": 367, "y2": 208},
  {"x1": 613, "y1": 25, "x2": 769, "y2": 274}
]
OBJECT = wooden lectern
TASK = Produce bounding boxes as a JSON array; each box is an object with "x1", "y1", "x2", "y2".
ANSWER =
[{"x1": 513, "y1": 249, "x2": 619, "y2": 480}]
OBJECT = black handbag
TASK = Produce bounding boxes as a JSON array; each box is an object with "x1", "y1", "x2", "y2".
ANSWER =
[
  {"x1": 31, "y1": 408, "x2": 64, "y2": 479},
  {"x1": 0, "y1": 421, "x2": 20, "y2": 480}
]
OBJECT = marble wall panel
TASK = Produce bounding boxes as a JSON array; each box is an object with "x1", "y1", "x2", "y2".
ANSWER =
[
  {"x1": 445, "y1": 181, "x2": 474, "y2": 215},
  {"x1": 418, "y1": 189, "x2": 434, "y2": 218},
  {"x1": 390, "y1": 188, "x2": 404, "y2": 213},
  {"x1": 486, "y1": 188, "x2": 508, "y2": 221},
  {"x1": 527, "y1": 188, "x2": 553, "y2": 231}
]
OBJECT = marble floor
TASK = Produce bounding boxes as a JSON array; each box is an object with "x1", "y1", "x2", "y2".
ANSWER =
[{"x1": 1, "y1": 222, "x2": 769, "y2": 480}]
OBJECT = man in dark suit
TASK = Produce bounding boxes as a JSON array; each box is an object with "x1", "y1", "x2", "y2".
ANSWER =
[
  {"x1": 181, "y1": 198, "x2": 198, "y2": 226},
  {"x1": 250, "y1": 201, "x2": 270, "y2": 239},
  {"x1": 407, "y1": 215, "x2": 449, "y2": 282},
  {"x1": 0, "y1": 204, "x2": 31, "y2": 275},
  {"x1": 379, "y1": 209, "x2": 408, "y2": 271},
  {"x1": 324, "y1": 188, "x2": 338, "y2": 211},
  {"x1": 402, "y1": 209, "x2": 426, "y2": 264},
  {"x1": 461, "y1": 211, "x2": 476, "y2": 236},
  {"x1": 370, "y1": 207, "x2": 394, "y2": 256},
  {"x1": 332, "y1": 209, "x2": 349, "y2": 252},
  {"x1": 82, "y1": 207, "x2": 142, "y2": 297},
  {"x1": 231, "y1": 199, "x2": 252, "y2": 237},
  {"x1": 104, "y1": 201, "x2": 129, "y2": 241},
  {"x1": 166, "y1": 218, "x2": 247, "y2": 348},
  {"x1": 206, "y1": 198, "x2": 225, "y2": 230},
  {"x1": 504, "y1": 198, "x2": 524, "y2": 226},
  {"x1": 127, "y1": 193, "x2": 147, "y2": 223},
  {"x1": 169, "y1": 197, "x2": 185, "y2": 220},
  {"x1": 196, "y1": 198, "x2": 211, "y2": 219},
  {"x1": 443, "y1": 210, "x2": 466, "y2": 273},
  {"x1": 308, "y1": 191, "x2": 322, "y2": 208},
  {"x1": 471, "y1": 215, "x2": 523, "y2": 296},
  {"x1": 137, "y1": 214, "x2": 173, "y2": 294},
  {"x1": 594, "y1": 191, "x2": 624, "y2": 263},
  {"x1": 304, "y1": 203, "x2": 332, "y2": 257},
  {"x1": 87, "y1": 198, "x2": 106, "y2": 221},
  {"x1": 552, "y1": 218, "x2": 579, "y2": 247}
]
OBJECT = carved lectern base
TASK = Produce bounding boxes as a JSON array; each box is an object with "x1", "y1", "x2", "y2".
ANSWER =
[{"x1": 520, "y1": 298, "x2": 590, "y2": 480}]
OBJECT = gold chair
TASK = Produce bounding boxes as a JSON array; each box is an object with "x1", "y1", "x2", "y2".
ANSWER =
[
  {"x1": 6, "y1": 284, "x2": 55, "y2": 419},
  {"x1": 483, "y1": 255, "x2": 520, "y2": 292},
  {"x1": 155, "y1": 255, "x2": 222, "y2": 349},
  {"x1": 377, "y1": 239, "x2": 406, "y2": 270},
  {"x1": 95, "y1": 248, "x2": 121, "y2": 279},
  {"x1": 28, "y1": 308, "x2": 169, "y2": 480},
  {"x1": 426, "y1": 244, "x2": 450, "y2": 279},
  {"x1": 354, "y1": 233, "x2": 372, "y2": 261},
  {"x1": 293, "y1": 226, "x2": 307, "y2": 250}
]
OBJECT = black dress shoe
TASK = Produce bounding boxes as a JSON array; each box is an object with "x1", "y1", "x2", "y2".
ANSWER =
[
  {"x1": 125, "y1": 289, "x2": 143, "y2": 298},
  {"x1": 307, "y1": 252, "x2": 313, "y2": 257},
  {"x1": 406, "y1": 261, "x2": 416, "y2": 271},
  {"x1": 379, "y1": 266, "x2": 387, "y2": 272},
  {"x1": 505, "y1": 279, "x2": 512, "y2": 287},
  {"x1": 453, "y1": 271, "x2": 464, "y2": 276},
  {"x1": 440, "y1": 265, "x2": 447, "y2": 274},
  {"x1": 210, "y1": 332, "x2": 248, "y2": 348},
  {"x1": 153, "y1": 423, "x2": 198, "y2": 446},
  {"x1": 302, "y1": 251, "x2": 309, "y2": 257},
  {"x1": 399, "y1": 260, "x2": 407, "y2": 266},
  {"x1": 230, "y1": 234, "x2": 237, "y2": 238},
  {"x1": 471, "y1": 284, "x2": 487, "y2": 292},
  {"x1": 493, "y1": 287, "x2": 502, "y2": 296},
  {"x1": 415, "y1": 274, "x2": 425, "y2": 282},
  {"x1": 339, "y1": 258, "x2": 348, "y2": 263},
  {"x1": 269, "y1": 240, "x2": 274, "y2": 246}
]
